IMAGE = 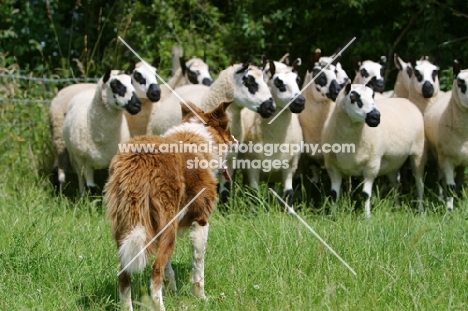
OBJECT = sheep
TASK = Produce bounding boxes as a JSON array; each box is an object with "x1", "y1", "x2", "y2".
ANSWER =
[
  {"x1": 124, "y1": 60, "x2": 161, "y2": 137},
  {"x1": 297, "y1": 51, "x2": 344, "y2": 184},
  {"x1": 50, "y1": 82, "x2": 97, "y2": 189},
  {"x1": 407, "y1": 58, "x2": 440, "y2": 114},
  {"x1": 322, "y1": 82, "x2": 426, "y2": 218},
  {"x1": 387, "y1": 54, "x2": 413, "y2": 98},
  {"x1": 239, "y1": 59, "x2": 305, "y2": 205},
  {"x1": 62, "y1": 69, "x2": 142, "y2": 194},
  {"x1": 353, "y1": 56, "x2": 387, "y2": 98},
  {"x1": 424, "y1": 60, "x2": 468, "y2": 211},
  {"x1": 147, "y1": 62, "x2": 275, "y2": 200},
  {"x1": 159, "y1": 57, "x2": 213, "y2": 100},
  {"x1": 50, "y1": 60, "x2": 160, "y2": 190}
]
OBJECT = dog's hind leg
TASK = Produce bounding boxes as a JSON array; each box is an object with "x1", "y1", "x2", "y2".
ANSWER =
[
  {"x1": 164, "y1": 259, "x2": 177, "y2": 293},
  {"x1": 118, "y1": 270, "x2": 133, "y2": 311},
  {"x1": 150, "y1": 222, "x2": 177, "y2": 311},
  {"x1": 190, "y1": 221, "x2": 209, "y2": 300}
]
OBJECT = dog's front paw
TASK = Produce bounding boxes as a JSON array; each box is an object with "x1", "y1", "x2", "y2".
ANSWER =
[{"x1": 192, "y1": 282, "x2": 207, "y2": 300}]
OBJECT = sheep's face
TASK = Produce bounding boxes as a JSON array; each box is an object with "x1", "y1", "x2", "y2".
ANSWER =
[
  {"x1": 309, "y1": 64, "x2": 342, "y2": 101},
  {"x1": 353, "y1": 59, "x2": 385, "y2": 93},
  {"x1": 394, "y1": 55, "x2": 412, "y2": 91},
  {"x1": 233, "y1": 63, "x2": 275, "y2": 118},
  {"x1": 182, "y1": 58, "x2": 213, "y2": 86},
  {"x1": 455, "y1": 70, "x2": 468, "y2": 108},
  {"x1": 265, "y1": 61, "x2": 305, "y2": 113},
  {"x1": 103, "y1": 72, "x2": 142, "y2": 115},
  {"x1": 342, "y1": 83, "x2": 380, "y2": 127},
  {"x1": 409, "y1": 60, "x2": 439, "y2": 99},
  {"x1": 132, "y1": 62, "x2": 161, "y2": 102},
  {"x1": 319, "y1": 57, "x2": 349, "y2": 87}
]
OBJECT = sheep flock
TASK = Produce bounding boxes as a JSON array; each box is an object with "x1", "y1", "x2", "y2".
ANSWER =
[{"x1": 50, "y1": 51, "x2": 468, "y2": 217}]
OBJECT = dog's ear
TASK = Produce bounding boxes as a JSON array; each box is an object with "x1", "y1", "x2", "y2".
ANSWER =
[
  {"x1": 180, "y1": 101, "x2": 203, "y2": 118},
  {"x1": 206, "y1": 101, "x2": 232, "y2": 129}
]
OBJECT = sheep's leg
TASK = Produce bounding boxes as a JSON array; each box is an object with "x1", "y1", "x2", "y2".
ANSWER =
[
  {"x1": 163, "y1": 259, "x2": 177, "y2": 293},
  {"x1": 455, "y1": 166, "x2": 465, "y2": 194},
  {"x1": 150, "y1": 222, "x2": 177, "y2": 311},
  {"x1": 439, "y1": 158, "x2": 456, "y2": 211},
  {"x1": 190, "y1": 221, "x2": 209, "y2": 300},
  {"x1": 386, "y1": 171, "x2": 400, "y2": 208},
  {"x1": 327, "y1": 166, "x2": 342, "y2": 213},
  {"x1": 57, "y1": 149, "x2": 69, "y2": 188},
  {"x1": 311, "y1": 163, "x2": 321, "y2": 184},
  {"x1": 282, "y1": 155, "x2": 300, "y2": 208},
  {"x1": 409, "y1": 154, "x2": 425, "y2": 214},
  {"x1": 118, "y1": 269, "x2": 133, "y2": 311},
  {"x1": 362, "y1": 177, "x2": 375, "y2": 219},
  {"x1": 247, "y1": 168, "x2": 260, "y2": 190},
  {"x1": 84, "y1": 165, "x2": 97, "y2": 194}
]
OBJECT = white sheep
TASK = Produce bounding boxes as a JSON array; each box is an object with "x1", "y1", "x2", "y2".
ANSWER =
[
  {"x1": 62, "y1": 70, "x2": 142, "y2": 194},
  {"x1": 124, "y1": 60, "x2": 161, "y2": 137},
  {"x1": 159, "y1": 57, "x2": 213, "y2": 100},
  {"x1": 239, "y1": 59, "x2": 305, "y2": 205},
  {"x1": 298, "y1": 52, "x2": 344, "y2": 184},
  {"x1": 353, "y1": 56, "x2": 387, "y2": 98},
  {"x1": 50, "y1": 61, "x2": 160, "y2": 190},
  {"x1": 322, "y1": 83, "x2": 426, "y2": 218},
  {"x1": 407, "y1": 58, "x2": 440, "y2": 113},
  {"x1": 147, "y1": 62, "x2": 275, "y2": 201},
  {"x1": 424, "y1": 60, "x2": 468, "y2": 211}
]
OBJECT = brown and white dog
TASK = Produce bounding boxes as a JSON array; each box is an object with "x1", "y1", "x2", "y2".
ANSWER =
[{"x1": 104, "y1": 101, "x2": 234, "y2": 311}]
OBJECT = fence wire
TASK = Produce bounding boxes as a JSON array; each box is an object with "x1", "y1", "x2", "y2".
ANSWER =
[{"x1": 0, "y1": 73, "x2": 98, "y2": 127}]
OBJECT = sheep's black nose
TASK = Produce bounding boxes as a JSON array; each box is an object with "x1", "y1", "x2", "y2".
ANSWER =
[
  {"x1": 372, "y1": 79, "x2": 385, "y2": 93},
  {"x1": 289, "y1": 94, "x2": 305, "y2": 113},
  {"x1": 365, "y1": 108, "x2": 380, "y2": 127},
  {"x1": 126, "y1": 92, "x2": 142, "y2": 115},
  {"x1": 202, "y1": 78, "x2": 213, "y2": 86},
  {"x1": 146, "y1": 84, "x2": 161, "y2": 102},
  {"x1": 327, "y1": 80, "x2": 341, "y2": 101},
  {"x1": 422, "y1": 81, "x2": 434, "y2": 98},
  {"x1": 258, "y1": 98, "x2": 276, "y2": 118}
]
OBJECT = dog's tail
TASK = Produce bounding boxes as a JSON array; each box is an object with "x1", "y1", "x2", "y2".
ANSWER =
[{"x1": 118, "y1": 223, "x2": 148, "y2": 273}]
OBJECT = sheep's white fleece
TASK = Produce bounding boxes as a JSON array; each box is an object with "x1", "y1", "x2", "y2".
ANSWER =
[{"x1": 322, "y1": 86, "x2": 425, "y2": 217}]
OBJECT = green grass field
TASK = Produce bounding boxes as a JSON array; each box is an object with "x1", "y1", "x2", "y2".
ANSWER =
[{"x1": 1, "y1": 79, "x2": 468, "y2": 310}]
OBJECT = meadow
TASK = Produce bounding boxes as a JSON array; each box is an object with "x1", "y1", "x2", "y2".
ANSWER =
[{"x1": 1, "y1": 75, "x2": 468, "y2": 310}]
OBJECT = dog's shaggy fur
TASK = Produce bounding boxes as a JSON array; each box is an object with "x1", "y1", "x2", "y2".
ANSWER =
[{"x1": 104, "y1": 101, "x2": 233, "y2": 311}]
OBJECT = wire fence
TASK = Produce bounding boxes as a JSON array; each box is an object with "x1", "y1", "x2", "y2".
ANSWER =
[{"x1": 0, "y1": 73, "x2": 98, "y2": 128}]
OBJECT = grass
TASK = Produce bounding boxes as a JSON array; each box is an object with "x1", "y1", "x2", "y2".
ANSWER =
[{"x1": 1, "y1": 75, "x2": 468, "y2": 310}]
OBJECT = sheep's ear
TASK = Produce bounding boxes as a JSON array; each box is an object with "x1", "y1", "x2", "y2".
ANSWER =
[
  {"x1": 314, "y1": 48, "x2": 321, "y2": 63},
  {"x1": 353, "y1": 57, "x2": 361, "y2": 72},
  {"x1": 125, "y1": 61, "x2": 135, "y2": 75},
  {"x1": 394, "y1": 54, "x2": 404, "y2": 71},
  {"x1": 292, "y1": 58, "x2": 302, "y2": 73},
  {"x1": 235, "y1": 62, "x2": 250, "y2": 74},
  {"x1": 453, "y1": 59, "x2": 461, "y2": 77},
  {"x1": 307, "y1": 54, "x2": 315, "y2": 73},
  {"x1": 103, "y1": 67, "x2": 112, "y2": 83},
  {"x1": 152, "y1": 56, "x2": 161, "y2": 69},
  {"x1": 379, "y1": 56, "x2": 387, "y2": 67},
  {"x1": 345, "y1": 81, "x2": 352, "y2": 95},
  {"x1": 203, "y1": 50, "x2": 207, "y2": 63},
  {"x1": 268, "y1": 60, "x2": 276, "y2": 77},
  {"x1": 261, "y1": 55, "x2": 268, "y2": 70},
  {"x1": 279, "y1": 53, "x2": 290, "y2": 65},
  {"x1": 180, "y1": 57, "x2": 187, "y2": 75}
]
